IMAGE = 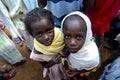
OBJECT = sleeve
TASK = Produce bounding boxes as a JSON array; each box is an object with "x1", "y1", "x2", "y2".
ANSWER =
[{"x1": 30, "y1": 48, "x2": 53, "y2": 62}]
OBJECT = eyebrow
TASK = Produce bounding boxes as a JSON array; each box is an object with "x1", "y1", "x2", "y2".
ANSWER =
[{"x1": 46, "y1": 27, "x2": 53, "y2": 30}]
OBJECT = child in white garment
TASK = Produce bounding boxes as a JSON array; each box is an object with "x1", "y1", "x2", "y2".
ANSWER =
[{"x1": 61, "y1": 11, "x2": 100, "y2": 79}]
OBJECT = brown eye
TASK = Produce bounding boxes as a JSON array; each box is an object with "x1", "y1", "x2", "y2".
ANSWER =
[
  {"x1": 76, "y1": 35, "x2": 82, "y2": 40},
  {"x1": 48, "y1": 28, "x2": 53, "y2": 33},
  {"x1": 36, "y1": 32, "x2": 42, "y2": 38},
  {"x1": 65, "y1": 35, "x2": 71, "y2": 39}
]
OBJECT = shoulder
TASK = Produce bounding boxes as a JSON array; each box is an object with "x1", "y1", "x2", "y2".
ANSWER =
[
  {"x1": 87, "y1": 41, "x2": 100, "y2": 61},
  {"x1": 54, "y1": 27, "x2": 61, "y2": 33},
  {"x1": 34, "y1": 48, "x2": 43, "y2": 54}
]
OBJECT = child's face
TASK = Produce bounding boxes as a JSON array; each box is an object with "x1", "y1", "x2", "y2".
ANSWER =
[
  {"x1": 63, "y1": 18, "x2": 86, "y2": 53},
  {"x1": 32, "y1": 18, "x2": 54, "y2": 46}
]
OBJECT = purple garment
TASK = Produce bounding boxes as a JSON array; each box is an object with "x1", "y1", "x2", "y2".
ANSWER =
[{"x1": 30, "y1": 49, "x2": 67, "y2": 80}]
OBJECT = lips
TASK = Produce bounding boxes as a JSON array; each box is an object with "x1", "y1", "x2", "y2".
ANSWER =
[
  {"x1": 46, "y1": 41, "x2": 51, "y2": 44},
  {"x1": 44, "y1": 40, "x2": 52, "y2": 46},
  {"x1": 69, "y1": 48, "x2": 78, "y2": 53}
]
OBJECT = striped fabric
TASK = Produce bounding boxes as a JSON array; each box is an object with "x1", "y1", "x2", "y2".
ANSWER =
[{"x1": 46, "y1": 0, "x2": 84, "y2": 27}]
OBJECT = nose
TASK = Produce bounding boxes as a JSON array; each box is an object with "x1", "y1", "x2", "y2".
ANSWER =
[
  {"x1": 43, "y1": 34, "x2": 49, "y2": 41},
  {"x1": 69, "y1": 38, "x2": 76, "y2": 47}
]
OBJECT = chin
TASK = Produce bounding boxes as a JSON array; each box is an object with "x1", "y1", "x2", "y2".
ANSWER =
[
  {"x1": 69, "y1": 50, "x2": 78, "y2": 53},
  {"x1": 44, "y1": 43, "x2": 52, "y2": 46}
]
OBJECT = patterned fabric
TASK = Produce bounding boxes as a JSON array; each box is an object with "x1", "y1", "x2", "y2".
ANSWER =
[{"x1": 46, "y1": 0, "x2": 84, "y2": 27}]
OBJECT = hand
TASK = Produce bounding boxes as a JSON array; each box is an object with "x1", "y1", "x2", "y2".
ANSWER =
[
  {"x1": 44, "y1": 60, "x2": 55, "y2": 68},
  {"x1": 59, "y1": 50, "x2": 69, "y2": 58},
  {"x1": 52, "y1": 54, "x2": 61, "y2": 64},
  {"x1": 66, "y1": 70, "x2": 79, "y2": 78},
  {"x1": 44, "y1": 55, "x2": 61, "y2": 68}
]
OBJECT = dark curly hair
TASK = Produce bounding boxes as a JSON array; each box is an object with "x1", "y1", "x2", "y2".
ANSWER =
[{"x1": 24, "y1": 8, "x2": 54, "y2": 36}]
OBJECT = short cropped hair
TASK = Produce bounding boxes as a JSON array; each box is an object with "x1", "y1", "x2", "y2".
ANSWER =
[{"x1": 24, "y1": 8, "x2": 54, "y2": 36}]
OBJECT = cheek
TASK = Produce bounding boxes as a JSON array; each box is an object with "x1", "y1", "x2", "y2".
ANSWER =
[
  {"x1": 49, "y1": 32, "x2": 54, "y2": 39},
  {"x1": 78, "y1": 42, "x2": 84, "y2": 49},
  {"x1": 50, "y1": 32, "x2": 54, "y2": 36},
  {"x1": 35, "y1": 37, "x2": 43, "y2": 43},
  {"x1": 78, "y1": 39, "x2": 85, "y2": 49},
  {"x1": 64, "y1": 39, "x2": 70, "y2": 45}
]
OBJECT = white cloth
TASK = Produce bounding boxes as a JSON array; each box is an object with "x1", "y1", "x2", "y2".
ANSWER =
[
  {"x1": 0, "y1": 0, "x2": 22, "y2": 39},
  {"x1": 0, "y1": 29, "x2": 24, "y2": 64},
  {"x1": 0, "y1": 0, "x2": 39, "y2": 50},
  {"x1": 61, "y1": 11, "x2": 100, "y2": 70}
]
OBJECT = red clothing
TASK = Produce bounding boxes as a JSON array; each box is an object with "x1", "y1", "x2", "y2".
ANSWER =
[{"x1": 87, "y1": 0, "x2": 120, "y2": 35}]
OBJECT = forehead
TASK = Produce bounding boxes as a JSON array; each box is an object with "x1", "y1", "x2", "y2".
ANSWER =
[
  {"x1": 32, "y1": 18, "x2": 49, "y2": 27},
  {"x1": 31, "y1": 18, "x2": 53, "y2": 31},
  {"x1": 63, "y1": 17, "x2": 87, "y2": 32}
]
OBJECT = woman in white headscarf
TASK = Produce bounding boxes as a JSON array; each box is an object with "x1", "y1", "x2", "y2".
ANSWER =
[{"x1": 61, "y1": 11, "x2": 100, "y2": 78}]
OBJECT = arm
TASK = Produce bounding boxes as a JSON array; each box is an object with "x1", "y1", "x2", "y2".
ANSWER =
[
  {"x1": 58, "y1": 47, "x2": 70, "y2": 58},
  {"x1": 44, "y1": 47, "x2": 70, "y2": 67},
  {"x1": 83, "y1": 0, "x2": 96, "y2": 14},
  {"x1": 66, "y1": 69, "x2": 90, "y2": 78},
  {"x1": 30, "y1": 48, "x2": 64, "y2": 68},
  {"x1": 30, "y1": 48, "x2": 53, "y2": 62},
  {"x1": 46, "y1": 47, "x2": 69, "y2": 64}
]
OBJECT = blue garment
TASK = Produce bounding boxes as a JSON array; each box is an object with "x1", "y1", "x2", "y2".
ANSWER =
[
  {"x1": 47, "y1": 0, "x2": 84, "y2": 27},
  {"x1": 100, "y1": 57, "x2": 120, "y2": 80},
  {"x1": 0, "y1": 71, "x2": 3, "y2": 80}
]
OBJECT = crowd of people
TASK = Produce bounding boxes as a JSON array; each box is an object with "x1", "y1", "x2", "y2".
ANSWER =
[{"x1": 0, "y1": 0, "x2": 120, "y2": 80}]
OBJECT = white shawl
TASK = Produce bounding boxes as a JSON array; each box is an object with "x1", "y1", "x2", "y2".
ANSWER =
[{"x1": 61, "y1": 11, "x2": 100, "y2": 70}]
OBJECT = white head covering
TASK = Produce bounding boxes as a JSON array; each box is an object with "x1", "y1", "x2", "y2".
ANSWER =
[{"x1": 61, "y1": 11, "x2": 100, "y2": 70}]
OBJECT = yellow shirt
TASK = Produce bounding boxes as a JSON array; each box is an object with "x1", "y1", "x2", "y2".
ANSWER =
[{"x1": 34, "y1": 27, "x2": 64, "y2": 55}]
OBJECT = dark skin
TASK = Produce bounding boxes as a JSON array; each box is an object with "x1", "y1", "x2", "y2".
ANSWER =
[
  {"x1": 63, "y1": 16, "x2": 89, "y2": 78},
  {"x1": 34, "y1": 48, "x2": 62, "y2": 68},
  {"x1": 32, "y1": 18, "x2": 56, "y2": 68},
  {"x1": 63, "y1": 17, "x2": 87, "y2": 53},
  {"x1": 83, "y1": 0, "x2": 96, "y2": 14},
  {"x1": 38, "y1": 0, "x2": 47, "y2": 8},
  {"x1": 32, "y1": 18, "x2": 64, "y2": 68},
  {"x1": 32, "y1": 18, "x2": 54, "y2": 46}
]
